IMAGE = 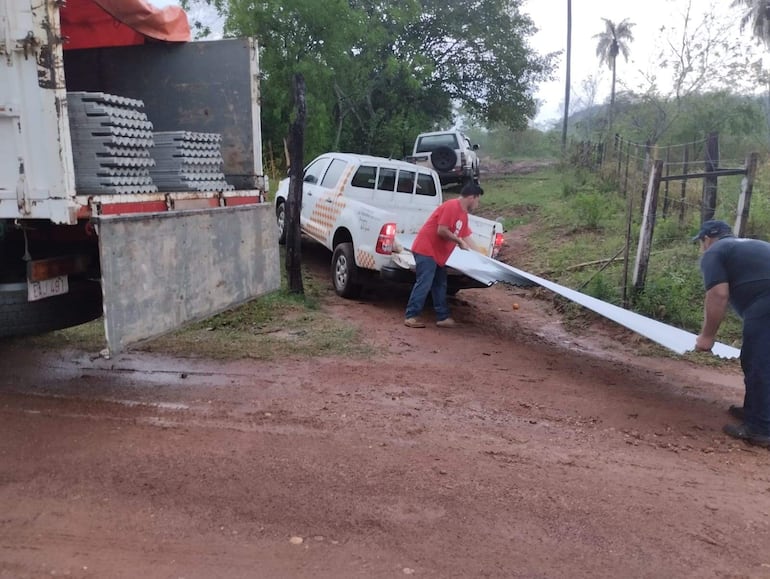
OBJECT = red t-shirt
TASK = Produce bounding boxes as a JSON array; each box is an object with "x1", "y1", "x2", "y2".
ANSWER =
[{"x1": 411, "y1": 198, "x2": 471, "y2": 266}]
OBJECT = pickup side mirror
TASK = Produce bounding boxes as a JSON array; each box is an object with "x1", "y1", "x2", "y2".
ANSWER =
[
  {"x1": 303, "y1": 174, "x2": 318, "y2": 184},
  {"x1": 472, "y1": 144, "x2": 480, "y2": 151}
]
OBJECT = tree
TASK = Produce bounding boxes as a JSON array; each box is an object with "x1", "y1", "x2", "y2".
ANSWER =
[
  {"x1": 189, "y1": 0, "x2": 555, "y2": 162},
  {"x1": 285, "y1": 74, "x2": 306, "y2": 295},
  {"x1": 593, "y1": 17, "x2": 635, "y2": 135},
  {"x1": 561, "y1": 0, "x2": 572, "y2": 154},
  {"x1": 731, "y1": 0, "x2": 770, "y2": 47}
]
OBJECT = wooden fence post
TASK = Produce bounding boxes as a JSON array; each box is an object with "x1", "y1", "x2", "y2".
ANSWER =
[
  {"x1": 616, "y1": 134, "x2": 622, "y2": 182},
  {"x1": 640, "y1": 140, "x2": 652, "y2": 213},
  {"x1": 678, "y1": 145, "x2": 689, "y2": 226},
  {"x1": 623, "y1": 140, "x2": 631, "y2": 198},
  {"x1": 735, "y1": 152, "x2": 759, "y2": 237},
  {"x1": 633, "y1": 160, "x2": 664, "y2": 291},
  {"x1": 701, "y1": 131, "x2": 719, "y2": 223},
  {"x1": 662, "y1": 147, "x2": 671, "y2": 218}
]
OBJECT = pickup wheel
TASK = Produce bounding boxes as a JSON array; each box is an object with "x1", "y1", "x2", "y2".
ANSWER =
[
  {"x1": 0, "y1": 280, "x2": 103, "y2": 339},
  {"x1": 431, "y1": 146, "x2": 457, "y2": 173},
  {"x1": 331, "y1": 242, "x2": 362, "y2": 299},
  {"x1": 276, "y1": 201, "x2": 287, "y2": 245}
]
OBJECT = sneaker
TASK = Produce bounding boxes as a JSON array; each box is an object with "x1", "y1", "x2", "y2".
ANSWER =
[
  {"x1": 435, "y1": 318, "x2": 457, "y2": 328},
  {"x1": 728, "y1": 405, "x2": 744, "y2": 421},
  {"x1": 722, "y1": 423, "x2": 770, "y2": 448},
  {"x1": 404, "y1": 317, "x2": 426, "y2": 328}
]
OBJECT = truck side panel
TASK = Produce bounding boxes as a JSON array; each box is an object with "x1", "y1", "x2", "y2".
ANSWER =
[
  {"x1": 63, "y1": 38, "x2": 264, "y2": 190},
  {"x1": 97, "y1": 204, "x2": 280, "y2": 354},
  {"x1": 0, "y1": 0, "x2": 76, "y2": 224}
]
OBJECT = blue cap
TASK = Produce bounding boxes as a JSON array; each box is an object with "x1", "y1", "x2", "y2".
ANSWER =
[{"x1": 692, "y1": 219, "x2": 733, "y2": 242}]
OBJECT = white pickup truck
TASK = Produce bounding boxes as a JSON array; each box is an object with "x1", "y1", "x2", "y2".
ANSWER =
[{"x1": 274, "y1": 153, "x2": 503, "y2": 297}]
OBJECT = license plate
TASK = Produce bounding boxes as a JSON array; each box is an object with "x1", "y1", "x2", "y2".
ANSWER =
[{"x1": 28, "y1": 275, "x2": 69, "y2": 302}]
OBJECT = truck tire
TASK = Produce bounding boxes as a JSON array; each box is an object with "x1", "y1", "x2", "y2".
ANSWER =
[
  {"x1": 276, "y1": 202, "x2": 287, "y2": 245},
  {"x1": 331, "y1": 242, "x2": 362, "y2": 299},
  {"x1": 0, "y1": 280, "x2": 103, "y2": 339},
  {"x1": 431, "y1": 146, "x2": 457, "y2": 172}
]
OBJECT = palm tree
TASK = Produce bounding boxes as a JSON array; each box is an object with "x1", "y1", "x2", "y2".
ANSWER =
[
  {"x1": 593, "y1": 18, "x2": 634, "y2": 134},
  {"x1": 731, "y1": 0, "x2": 770, "y2": 46},
  {"x1": 561, "y1": 0, "x2": 572, "y2": 154}
]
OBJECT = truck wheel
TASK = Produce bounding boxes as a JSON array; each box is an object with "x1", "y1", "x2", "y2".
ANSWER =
[
  {"x1": 0, "y1": 280, "x2": 103, "y2": 339},
  {"x1": 431, "y1": 146, "x2": 457, "y2": 172},
  {"x1": 276, "y1": 202, "x2": 287, "y2": 245},
  {"x1": 331, "y1": 242, "x2": 362, "y2": 299}
]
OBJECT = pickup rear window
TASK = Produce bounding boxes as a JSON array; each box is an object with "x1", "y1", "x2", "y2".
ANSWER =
[
  {"x1": 416, "y1": 173, "x2": 437, "y2": 197},
  {"x1": 416, "y1": 134, "x2": 459, "y2": 152}
]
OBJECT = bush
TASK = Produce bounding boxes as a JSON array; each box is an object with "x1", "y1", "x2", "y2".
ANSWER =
[{"x1": 572, "y1": 192, "x2": 613, "y2": 231}]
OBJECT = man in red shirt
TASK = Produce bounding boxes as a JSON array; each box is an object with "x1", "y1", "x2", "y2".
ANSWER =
[{"x1": 404, "y1": 182, "x2": 484, "y2": 328}]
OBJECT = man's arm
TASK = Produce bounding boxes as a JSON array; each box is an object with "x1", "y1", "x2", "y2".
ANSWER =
[
  {"x1": 695, "y1": 282, "x2": 730, "y2": 351},
  {"x1": 437, "y1": 224, "x2": 470, "y2": 250}
]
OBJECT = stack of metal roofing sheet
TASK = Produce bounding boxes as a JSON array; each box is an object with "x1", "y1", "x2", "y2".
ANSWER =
[
  {"x1": 67, "y1": 92, "x2": 158, "y2": 195},
  {"x1": 149, "y1": 131, "x2": 234, "y2": 192}
]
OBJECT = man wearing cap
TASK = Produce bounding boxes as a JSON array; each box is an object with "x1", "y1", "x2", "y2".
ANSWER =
[{"x1": 694, "y1": 219, "x2": 770, "y2": 447}]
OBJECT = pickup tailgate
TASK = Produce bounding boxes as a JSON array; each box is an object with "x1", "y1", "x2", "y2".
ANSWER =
[{"x1": 97, "y1": 203, "x2": 279, "y2": 354}]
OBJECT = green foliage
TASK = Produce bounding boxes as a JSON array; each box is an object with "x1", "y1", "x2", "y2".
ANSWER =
[
  {"x1": 631, "y1": 265, "x2": 704, "y2": 328},
  {"x1": 193, "y1": 0, "x2": 554, "y2": 164},
  {"x1": 466, "y1": 127, "x2": 561, "y2": 161},
  {"x1": 585, "y1": 272, "x2": 621, "y2": 304},
  {"x1": 571, "y1": 191, "x2": 615, "y2": 231}
]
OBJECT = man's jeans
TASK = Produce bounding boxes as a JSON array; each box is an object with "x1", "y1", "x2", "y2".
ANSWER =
[
  {"x1": 405, "y1": 253, "x2": 450, "y2": 321},
  {"x1": 741, "y1": 311, "x2": 770, "y2": 435}
]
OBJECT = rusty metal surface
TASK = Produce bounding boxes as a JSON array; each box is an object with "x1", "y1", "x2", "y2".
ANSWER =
[
  {"x1": 398, "y1": 234, "x2": 740, "y2": 359},
  {"x1": 97, "y1": 203, "x2": 280, "y2": 354}
]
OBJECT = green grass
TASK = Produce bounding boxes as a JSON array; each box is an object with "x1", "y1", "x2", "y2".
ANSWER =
[
  {"x1": 481, "y1": 164, "x2": 745, "y2": 347},
  {"x1": 17, "y1": 256, "x2": 373, "y2": 361}
]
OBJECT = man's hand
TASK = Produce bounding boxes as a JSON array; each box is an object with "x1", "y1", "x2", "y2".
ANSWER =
[
  {"x1": 695, "y1": 334, "x2": 715, "y2": 352},
  {"x1": 457, "y1": 238, "x2": 470, "y2": 251}
]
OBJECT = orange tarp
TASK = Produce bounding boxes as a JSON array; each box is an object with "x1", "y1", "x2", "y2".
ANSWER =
[{"x1": 60, "y1": 0, "x2": 190, "y2": 50}]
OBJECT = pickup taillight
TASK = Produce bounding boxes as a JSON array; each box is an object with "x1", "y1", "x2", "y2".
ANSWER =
[
  {"x1": 492, "y1": 232, "x2": 504, "y2": 258},
  {"x1": 376, "y1": 222, "x2": 397, "y2": 254}
]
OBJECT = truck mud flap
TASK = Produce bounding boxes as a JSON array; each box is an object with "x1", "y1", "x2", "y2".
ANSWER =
[{"x1": 97, "y1": 204, "x2": 279, "y2": 354}]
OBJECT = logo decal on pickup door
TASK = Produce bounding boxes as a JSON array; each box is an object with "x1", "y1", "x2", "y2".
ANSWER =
[{"x1": 304, "y1": 165, "x2": 355, "y2": 241}]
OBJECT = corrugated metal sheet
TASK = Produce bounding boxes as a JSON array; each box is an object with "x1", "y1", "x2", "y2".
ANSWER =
[{"x1": 398, "y1": 234, "x2": 740, "y2": 359}]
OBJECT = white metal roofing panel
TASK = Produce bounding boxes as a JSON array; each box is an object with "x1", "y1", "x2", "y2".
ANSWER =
[{"x1": 398, "y1": 234, "x2": 740, "y2": 359}]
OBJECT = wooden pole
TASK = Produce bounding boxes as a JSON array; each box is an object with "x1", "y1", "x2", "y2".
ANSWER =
[
  {"x1": 735, "y1": 152, "x2": 759, "y2": 237},
  {"x1": 632, "y1": 160, "x2": 664, "y2": 291},
  {"x1": 622, "y1": 140, "x2": 631, "y2": 198},
  {"x1": 615, "y1": 134, "x2": 622, "y2": 182},
  {"x1": 621, "y1": 158, "x2": 634, "y2": 307},
  {"x1": 679, "y1": 145, "x2": 689, "y2": 226},
  {"x1": 701, "y1": 131, "x2": 719, "y2": 223},
  {"x1": 640, "y1": 140, "x2": 652, "y2": 213},
  {"x1": 662, "y1": 147, "x2": 671, "y2": 218}
]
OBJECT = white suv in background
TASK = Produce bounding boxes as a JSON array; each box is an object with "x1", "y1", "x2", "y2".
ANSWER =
[{"x1": 406, "y1": 130, "x2": 480, "y2": 187}]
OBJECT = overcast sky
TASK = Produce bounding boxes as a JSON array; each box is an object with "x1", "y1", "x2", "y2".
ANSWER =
[{"x1": 523, "y1": 0, "x2": 755, "y2": 125}]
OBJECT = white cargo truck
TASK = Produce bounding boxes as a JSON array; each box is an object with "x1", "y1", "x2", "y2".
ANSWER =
[{"x1": 0, "y1": 0, "x2": 280, "y2": 353}]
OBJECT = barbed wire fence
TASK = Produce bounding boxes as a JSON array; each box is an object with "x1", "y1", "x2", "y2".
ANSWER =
[{"x1": 568, "y1": 132, "x2": 761, "y2": 304}]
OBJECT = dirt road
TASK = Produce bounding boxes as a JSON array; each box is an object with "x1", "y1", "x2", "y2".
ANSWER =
[{"x1": 2, "y1": 252, "x2": 770, "y2": 578}]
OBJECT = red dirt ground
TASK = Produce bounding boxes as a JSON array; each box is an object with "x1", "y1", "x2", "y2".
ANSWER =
[{"x1": 1, "y1": 226, "x2": 769, "y2": 579}]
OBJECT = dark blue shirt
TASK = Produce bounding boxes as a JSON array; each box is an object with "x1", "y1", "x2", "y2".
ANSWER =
[{"x1": 700, "y1": 236, "x2": 770, "y2": 319}]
